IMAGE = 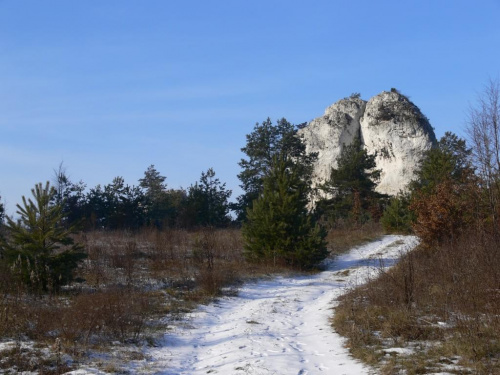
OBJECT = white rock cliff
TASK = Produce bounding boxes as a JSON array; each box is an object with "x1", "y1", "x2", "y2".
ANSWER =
[{"x1": 298, "y1": 90, "x2": 436, "y2": 196}]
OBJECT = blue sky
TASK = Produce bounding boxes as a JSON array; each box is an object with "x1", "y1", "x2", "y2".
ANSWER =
[{"x1": 1, "y1": 0, "x2": 499, "y2": 214}]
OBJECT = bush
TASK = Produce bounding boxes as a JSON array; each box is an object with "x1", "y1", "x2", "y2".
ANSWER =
[{"x1": 410, "y1": 176, "x2": 482, "y2": 246}]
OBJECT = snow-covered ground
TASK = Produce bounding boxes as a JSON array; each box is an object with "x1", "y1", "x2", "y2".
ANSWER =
[{"x1": 131, "y1": 235, "x2": 418, "y2": 375}]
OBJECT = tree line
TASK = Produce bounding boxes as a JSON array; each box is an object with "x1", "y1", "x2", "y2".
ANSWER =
[
  {"x1": 1, "y1": 79, "x2": 499, "y2": 292},
  {"x1": 49, "y1": 165, "x2": 233, "y2": 230}
]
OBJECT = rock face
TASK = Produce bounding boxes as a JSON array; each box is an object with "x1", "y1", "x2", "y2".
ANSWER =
[{"x1": 299, "y1": 90, "x2": 436, "y2": 196}]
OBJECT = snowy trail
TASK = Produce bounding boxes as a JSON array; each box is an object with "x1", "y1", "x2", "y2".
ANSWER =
[{"x1": 145, "y1": 235, "x2": 419, "y2": 375}]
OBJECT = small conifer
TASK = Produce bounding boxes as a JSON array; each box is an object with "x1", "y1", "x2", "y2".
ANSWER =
[
  {"x1": 0, "y1": 182, "x2": 86, "y2": 292},
  {"x1": 242, "y1": 154, "x2": 327, "y2": 269}
]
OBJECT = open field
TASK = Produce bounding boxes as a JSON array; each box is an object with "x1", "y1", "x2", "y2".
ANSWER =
[{"x1": 0, "y1": 223, "x2": 383, "y2": 373}]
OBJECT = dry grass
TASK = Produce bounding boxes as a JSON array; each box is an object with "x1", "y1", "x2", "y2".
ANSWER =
[
  {"x1": 333, "y1": 231, "x2": 500, "y2": 374},
  {"x1": 326, "y1": 221, "x2": 384, "y2": 255},
  {"x1": 0, "y1": 224, "x2": 386, "y2": 372},
  {"x1": 1, "y1": 228, "x2": 242, "y2": 372},
  {"x1": 1, "y1": 226, "x2": 341, "y2": 372}
]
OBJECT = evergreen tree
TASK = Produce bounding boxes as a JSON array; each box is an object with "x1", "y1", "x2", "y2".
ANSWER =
[
  {"x1": 318, "y1": 137, "x2": 383, "y2": 224},
  {"x1": 184, "y1": 168, "x2": 232, "y2": 227},
  {"x1": 381, "y1": 193, "x2": 414, "y2": 233},
  {"x1": 139, "y1": 165, "x2": 167, "y2": 196},
  {"x1": 0, "y1": 182, "x2": 86, "y2": 292},
  {"x1": 411, "y1": 131, "x2": 472, "y2": 195},
  {"x1": 102, "y1": 177, "x2": 145, "y2": 229},
  {"x1": 0, "y1": 194, "x2": 4, "y2": 226},
  {"x1": 242, "y1": 154, "x2": 327, "y2": 269},
  {"x1": 84, "y1": 184, "x2": 106, "y2": 229},
  {"x1": 51, "y1": 164, "x2": 87, "y2": 228},
  {"x1": 84, "y1": 177, "x2": 145, "y2": 230},
  {"x1": 139, "y1": 165, "x2": 170, "y2": 228},
  {"x1": 164, "y1": 188, "x2": 188, "y2": 227},
  {"x1": 101, "y1": 177, "x2": 129, "y2": 229},
  {"x1": 236, "y1": 117, "x2": 316, "y2": 221},
  {"x1": 60, "y1": 179, "x2": 87, "y2": 228},
  {"x1": 53, "y1": 162, "x2": 70, "y2": 206}
]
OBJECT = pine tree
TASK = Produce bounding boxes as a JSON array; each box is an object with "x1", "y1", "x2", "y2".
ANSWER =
[
  {"x1": 236, "y1": 117, "x2": 317, "y2": 221},
  {"x1": 318, "y1": 137, "x2": 383, "y2": 224},
  {"x1": 242, "y1": 154, "x2": 327, "y2": 269},
  {"x1": 139, "y1": 165, "x2": 167, "y2": 196},
  {"x1": 84, "y1": 177, "x2": 146, "y2": 230},
  {"x1": 139, "y1": 165, "x2": 189, "y2": 228},
  {"x1": 410, "y1": 132, "x2": 472, "y2": 194},
  {"x1": 0, "y1": 194, "x2": 4, "y2": 226},
  {"x1": 184, "y1": 168, "x2": 232, "y2": 227},
  {"x1": 0, "y1": 182, "x2": 86, "y2": 292},
  {"x1": 52, "y1": 163, "x2": 87, "y2": 229},
  {"x1": 381, "y1": 193, "x2": 414, "y2": 233}
]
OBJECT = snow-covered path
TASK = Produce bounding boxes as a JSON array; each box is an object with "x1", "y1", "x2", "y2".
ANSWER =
[{"x1": 145, "y1": 235, "x2": 419, "y2": 375}]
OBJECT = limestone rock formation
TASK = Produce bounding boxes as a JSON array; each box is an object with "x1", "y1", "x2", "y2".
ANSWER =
[
  {"x1": 298, "y1": 97, "x2": 365, "y2": 188},
  {"x1": 298, "y1": 90, "x2": 436, "y2": 196}
]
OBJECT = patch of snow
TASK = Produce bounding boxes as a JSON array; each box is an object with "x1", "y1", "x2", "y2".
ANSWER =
[
  {"x1": 0, "y1": 341, "x2": 16, "y2": 352},
  {"x1": 133, "y1": 235, "x2": 419, "y2": 374},
  {"x1": 65, "y1": 369, "x2": 110, "y2": 375},
  {"x1": 382, "y1": 347, "x2": 415, "y2": 355}
]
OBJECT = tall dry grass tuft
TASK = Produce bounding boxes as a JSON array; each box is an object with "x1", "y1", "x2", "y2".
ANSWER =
[{"x1": 192, "y1": 228, "x2": 243, "y2": 295}]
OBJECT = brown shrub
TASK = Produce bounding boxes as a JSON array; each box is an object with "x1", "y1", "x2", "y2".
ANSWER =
[
  {"x1": 60, "y1": 289, "x2": 154, "y2": 345},
  {"x1": 411, "y1": 177, "x2": 484, "y2": 246}
]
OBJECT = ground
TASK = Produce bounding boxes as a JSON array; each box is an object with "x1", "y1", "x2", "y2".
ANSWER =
[{"x1": 61, "y1": 235, "x2": 417, "y2": 374}]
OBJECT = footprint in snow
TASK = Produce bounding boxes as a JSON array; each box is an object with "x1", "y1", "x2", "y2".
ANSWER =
[{"x1": 290, "y1": 344, "x2": 304, "y2": 352}]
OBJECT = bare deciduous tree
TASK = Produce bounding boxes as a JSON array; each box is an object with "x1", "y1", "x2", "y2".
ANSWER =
[{"x1": 466, "y1": 78, "x2": 500, "y2": 225}]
